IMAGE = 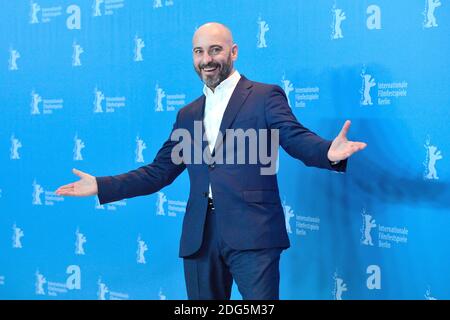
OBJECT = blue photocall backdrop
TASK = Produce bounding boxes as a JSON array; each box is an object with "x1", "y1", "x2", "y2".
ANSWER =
[{"x1": 1, "y1": 0, "x2": 449, "y2": 299}]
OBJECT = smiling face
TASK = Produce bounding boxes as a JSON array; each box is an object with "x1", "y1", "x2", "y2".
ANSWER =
[{"x1": 192, "y1": 23, "x2": 238, "y2": 90}]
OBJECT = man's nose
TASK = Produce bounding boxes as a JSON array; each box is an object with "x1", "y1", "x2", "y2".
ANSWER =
[{"x1": 201, "y1": 52, "x2": 213, "y2": 65}]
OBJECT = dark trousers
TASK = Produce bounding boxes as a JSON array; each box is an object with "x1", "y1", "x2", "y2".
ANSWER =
[{"x1": 183, "y1": 199, "x2": 283, "y2": 300}]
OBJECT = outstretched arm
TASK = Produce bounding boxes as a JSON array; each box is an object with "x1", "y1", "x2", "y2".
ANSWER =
[
  {"x1": 55, "y1": 113, "x2": 186, "y2": 204},
  {"x1": 95, "y1": 130, "x2": 186, "y2": 205},
  {"x1": 265, "y1": 86, "x2": 366, "y2": 170}
]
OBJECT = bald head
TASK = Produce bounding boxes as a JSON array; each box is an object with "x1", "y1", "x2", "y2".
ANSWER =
[
  {"x1": 193, "y1": 22, "x2": 234, "y2": 47},
  {"x1": 192, "y1": 23, "x2": 238, "y2": 90}
]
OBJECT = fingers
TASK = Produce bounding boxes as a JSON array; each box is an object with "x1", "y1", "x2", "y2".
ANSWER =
[
  {"x1": 55, "y1": 189, "x2": 70, "y2": 196},
  {"x1": 329, "y1": 140, "x2": 367, "y2": 161},
  {"x1": 72, "y1": 168, "x2": 85, "y2": 178},
  {"x1": 55, "y1": 183, "x2": 74, "y2": 195},
  {"x1": 358, "y1": 142, "x2": 367, "y2": 150},
  {"x1": 55, "y1": 183, "x2": 74, "y2": 191},
  {"x1": 348, "y1": 142, "x2": 367, "y2": 155},
  {"x1": 56, "y1": 189, "x2": 77, "y2": 196},
  {"x1": 338, "y1": 120, "x2": 351, "y2": 138}
]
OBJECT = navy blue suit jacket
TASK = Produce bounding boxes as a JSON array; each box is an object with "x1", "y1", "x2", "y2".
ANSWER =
[{"x1": 96, "y1": 75, "x2": 347, "y2": 257}]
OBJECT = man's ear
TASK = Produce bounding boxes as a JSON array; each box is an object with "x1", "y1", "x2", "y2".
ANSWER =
[{"x1": 232, "y1": 44, "x2": 238, "y2": 60}]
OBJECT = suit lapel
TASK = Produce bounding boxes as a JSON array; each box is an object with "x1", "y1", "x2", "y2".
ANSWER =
[
  {"x1": 190, "y1": 95, "x2": 213, "y2": 163},
  {"x1": 189, "y1": 75, "x2": 253, "y2": 162},
  {"x1": 212, "y1": 75, "x2": 253, "y2": 155}
]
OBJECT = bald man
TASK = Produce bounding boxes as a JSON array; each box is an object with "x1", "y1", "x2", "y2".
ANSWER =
[{"x1": 56, "y1": 22, "x2": 366, "y2": 300}]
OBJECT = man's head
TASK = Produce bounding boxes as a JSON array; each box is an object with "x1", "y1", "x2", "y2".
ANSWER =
[{"x1": 192, "y1": 22, "x2": 238, "y2": 90}]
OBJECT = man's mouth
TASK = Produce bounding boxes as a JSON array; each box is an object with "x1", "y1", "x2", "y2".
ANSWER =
[{"x1": 202, "y1": 65, "x2": 219, "y2": 73}]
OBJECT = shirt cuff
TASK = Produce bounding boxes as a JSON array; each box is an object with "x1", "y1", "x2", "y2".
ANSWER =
[{"x1": 330, "y1": 160, "x2": 341, "y2": 166}]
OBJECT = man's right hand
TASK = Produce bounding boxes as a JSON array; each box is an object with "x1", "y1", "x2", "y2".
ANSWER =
[{"x1": 55, "y1": 168, "x2": 98, "y2": 197}]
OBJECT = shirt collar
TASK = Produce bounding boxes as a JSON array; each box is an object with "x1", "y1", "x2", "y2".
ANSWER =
[{"x1": 203, "y1": 70, "x2": 241, "y2": 97}]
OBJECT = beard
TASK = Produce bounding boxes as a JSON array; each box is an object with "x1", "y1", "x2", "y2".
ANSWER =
[{"x1": 194, "y1": 53, "x2": 233, "y2": 89}]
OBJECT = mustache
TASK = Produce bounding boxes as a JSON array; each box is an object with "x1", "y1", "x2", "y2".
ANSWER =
[{"x1": 198, "y1": 62, "x2": 221, "y2": 70}]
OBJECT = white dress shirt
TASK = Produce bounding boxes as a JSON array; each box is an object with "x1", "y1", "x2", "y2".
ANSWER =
[{"x1": 203, "y1": 70, "x2": 241, "y2": 198}]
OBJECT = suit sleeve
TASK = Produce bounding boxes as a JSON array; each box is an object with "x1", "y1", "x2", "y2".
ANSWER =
[
  {"x1": 264, "y1": 85, "x2": 347, "y2": 172},
  {"x1": 95, "y1": 112, "x2": 187, "y2": 205}
]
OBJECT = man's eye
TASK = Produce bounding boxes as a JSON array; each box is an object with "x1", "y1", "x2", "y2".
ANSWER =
[
  {"x1": 194, "y1": 49, "x2": 202, "y2": 54},
  {"x1": 211, "y1": 48, "x2": 221, "y2": 54}
]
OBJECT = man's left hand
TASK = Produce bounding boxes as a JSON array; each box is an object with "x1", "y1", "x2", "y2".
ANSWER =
[{"x1": 327, "y1": 120, "x2": 367, "y2": 162}]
